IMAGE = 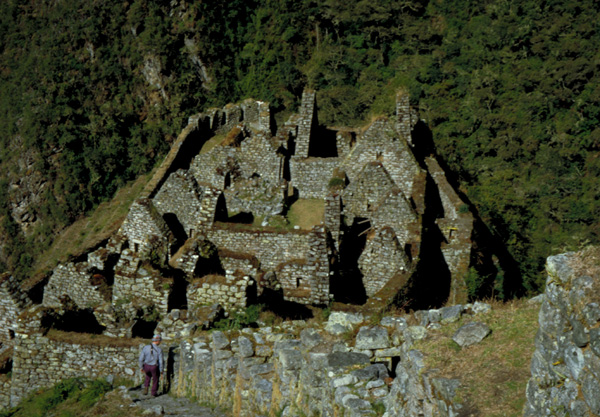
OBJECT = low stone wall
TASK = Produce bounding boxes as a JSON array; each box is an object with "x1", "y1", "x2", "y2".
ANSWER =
[
  {"x1": 289, "y1": 157, "x2": 339, "y2": 199},
  {"x1": 43, "y1": 263, "x2": 108, "y2": 310},
  {"x1": 524, "y1": 249, "x2": 600, "y2": 416},
  {"x1": 173, "y1": 313, "x2": 462, "y2": 417},
  {"x1": 9, "y1": 333, "x2": 142, "y2": 408}
]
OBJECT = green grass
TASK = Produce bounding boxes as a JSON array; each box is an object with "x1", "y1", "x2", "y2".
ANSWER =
[
  {"x1": 413, "y1": 299, "x2": 539, "y2": 416},
  {"x1": 287, "y1": 199, "x2": 325, "y2": 230},
  {"x1": 0, "y1": 378, "x2": 112, "y2": 417}
]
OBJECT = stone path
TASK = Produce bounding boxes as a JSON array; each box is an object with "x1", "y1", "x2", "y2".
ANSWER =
[{"x1": 127, "y1": 386, "x2": 228, "y2": 417}]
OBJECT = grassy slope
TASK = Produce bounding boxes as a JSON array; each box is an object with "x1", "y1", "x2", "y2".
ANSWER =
[{"x1": 413, "y1": 299, "x2": 539, "y2": 416}]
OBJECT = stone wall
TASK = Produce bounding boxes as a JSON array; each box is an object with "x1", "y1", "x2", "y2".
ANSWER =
[
  {"x1": 295, "y1": 90, "x2": 316, "y2": 158},
  {"x1": 187, "y1": 275, "x2": 254, "y2": 312},
  {"x1": 112, "y1": 250, "x2": 170, "y2": 315},
  {"x1": 0, "y1": 377, "x2": 10, "y2": 410},
  {"x1": 153, "y1": 169, "x2": 204, "y2": 238},
  {"x1": 425, "y1": 157, "x2": 474, "y2": 305},
  {"x1": 206, "y1": 227, "x2": 313, "y2": 272},
  {"x1": 43, "y1": 262, "x2": 108, "y2": 310},
  {"x1": 524, "y1": 249, "x2": 600, "y2": 416},
  {"x1": 173, "y1": 313, "x2": 462, "y2": 417},
  {"x1": 358, "y1": 227, "x2": 410, "y2": 297},
  {"x1": 289, "y1": 157, "x2": 339, "y2": 199},
  {"x1": 118, "y1": 198, "x2": 173, "y2": 257},
  {"x1": 0, "y1": 274, "x2": 32, "y2": 345},
  {"x1": 9, "y1": 333, "x2": 141, "y2": 407}
]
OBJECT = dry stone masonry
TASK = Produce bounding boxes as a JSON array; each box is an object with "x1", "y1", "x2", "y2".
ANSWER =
[
  {"x1": 0, "y1": 90, "x2": 489, "y2": 412},
  {"x1": 524, "y1": 248, "x2": 600, "y2": 416}
]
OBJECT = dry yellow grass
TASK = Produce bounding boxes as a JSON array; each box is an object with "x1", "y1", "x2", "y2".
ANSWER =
[
  {"x1": 199, "y1": 133, "x2": 227, "y2": 154},
  {"x1": 26, "y1": 173, "x2": 152, "y2": 288},
  {"x1": 287, "y1": 199, "x2": 325, "y2": 230},
  {"x1": 413, "y1": 299, "x2": 539, "y2": 417}
]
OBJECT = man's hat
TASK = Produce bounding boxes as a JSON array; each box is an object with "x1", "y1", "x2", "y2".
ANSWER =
[{"x1": 152, "y1": 334, "x2": 162, "y2": 342}]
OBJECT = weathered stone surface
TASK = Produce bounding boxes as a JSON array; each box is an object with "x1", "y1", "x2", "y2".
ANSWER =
[
  {"x1": 524, "y1": 248, "x2": 600, "y2": 417},
  {"x1": 440, "y1": 305, "x2": 463, "y2": 323},
  {"x1": 355, "y1": 326, "x2": 390, "y2": 350},
  {"x1": 326, "y1": 312, "x2": 364, "y2": 334},
  {"x1": 326, "y1": 352, "x2": 370, "y2": 369},
  {"x1": 300, "y1": 328, "x2": 323, "y2": 349},
  {"x1": 452, "y1": 322, "x2": 490, "y2": 347}
]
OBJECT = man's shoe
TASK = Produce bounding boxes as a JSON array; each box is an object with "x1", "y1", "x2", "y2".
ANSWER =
[{"x1": 142, "y1": 387, "x2": 148, "y2": 396}]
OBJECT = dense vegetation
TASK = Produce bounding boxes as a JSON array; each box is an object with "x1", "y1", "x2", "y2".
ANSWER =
[{"x1": 1, "y1": 0, "x2": 599, "y2": 295}]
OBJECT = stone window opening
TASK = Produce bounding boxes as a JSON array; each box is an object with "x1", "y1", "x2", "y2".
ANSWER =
[{"x1": 8, "y1": 329, "x2": 14, "y2": 340}]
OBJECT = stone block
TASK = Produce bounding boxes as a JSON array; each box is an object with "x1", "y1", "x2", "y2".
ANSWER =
[
  {"x1": 452, "y1": 322, "x2": 490, "y2": 348},
  {"x1": 355, "y1": 326, "x2": 390, "y2": 350}
]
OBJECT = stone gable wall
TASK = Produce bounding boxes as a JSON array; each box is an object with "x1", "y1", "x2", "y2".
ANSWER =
[
  {"x1": 43, "y1": 263, "x2": 107, "y2": 310},
  {"x1": 359, "y1": 227, "x2": 410, "y2": 297},
  {"x1": 118, "y1": 198, "x2": 172, "y2": 256},
  {"x1": 190, "y1": 147, "x2": 236, "y2": 190},
  {"x1": 289, "y1": 157, "x2": 339, "y2": 199},
  {"x1": 342, "y1": 162, "x2": 397, "y2": 223},
  {"x1": 153, "y1": 170, "x2": 204, "y2": 237},
  {"x1": 9, "y1": 334, "x2": 141, "y2": 407}
]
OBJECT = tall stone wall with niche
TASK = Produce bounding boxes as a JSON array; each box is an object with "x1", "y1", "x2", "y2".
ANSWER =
[
  {"x1": 289, "y1": 157, "x2": 339, "y2": 199},
  {"x1": 295, "y1": 90, "x2": 316, "y2": 158},
  {"x1": 425, "y1": 157, "x2": 474, "y2": 304},
  {"x1": 43, "y1": 263, "x2": 109, "y2": 310}
]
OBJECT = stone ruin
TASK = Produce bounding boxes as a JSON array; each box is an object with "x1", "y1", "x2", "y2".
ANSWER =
[
  {"x1": 0, "y1": 90, "x2": 516, "y2": 410},
  {"x1": 0, "y1": 89, "x2": 482, "y2": 342}
]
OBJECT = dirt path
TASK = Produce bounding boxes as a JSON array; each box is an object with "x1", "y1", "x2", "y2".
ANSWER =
[{"x1": 128, "y1": 386, "x2": 229, "y2": 417}]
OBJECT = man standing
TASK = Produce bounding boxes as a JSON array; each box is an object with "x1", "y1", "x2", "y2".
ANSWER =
[{"x1": 139, "y1": 334, "x2": 164, "y2": 397}]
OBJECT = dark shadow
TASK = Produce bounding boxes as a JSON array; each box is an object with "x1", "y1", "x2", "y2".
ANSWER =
[
  {"x1": 332, "y1": 217, "x2": 369, "y2": 304},
  {"x1": 410, "y1": 120, "x2": 436, "y2": 164},
  {"x1": 163, "y1": 213, "x2": 188, "y2": 255},
  {"x1": 131, "y1": 319, "x2": 158, "y2": 339},
  {"x1": 397, "y1": 175, "x2": 450, "y2": 310},
  {"x1": 167, "y1": 270, "x2": 188, "y2": 311},
  {"x1": 214, "y1": 194, "x2": 229, "y2": 222},
  {"x1": 193, "y1": 243, "x2": 224, "y2": 277},
  {"x1": 42, "y1": 303, "x2": 106, "y2": 334},
  {"x1": 228, "y1": 212, "x2": 254, "y2": 224},
  {"x1": 308, "y1": 127, "x2": 338, "y2": 157},
  {"x1": 258, "y1": 288, "x2": 314, "y2": 320}
]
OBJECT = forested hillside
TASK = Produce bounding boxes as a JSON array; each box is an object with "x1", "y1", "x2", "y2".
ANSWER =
[{"x1": 1, "y1": 0, "x2": 599, "y2": 296}]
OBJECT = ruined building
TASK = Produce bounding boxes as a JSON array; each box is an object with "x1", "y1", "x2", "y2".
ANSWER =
[{"x1": 0, "y1": 90, "x2": 494, "y2": 408}]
